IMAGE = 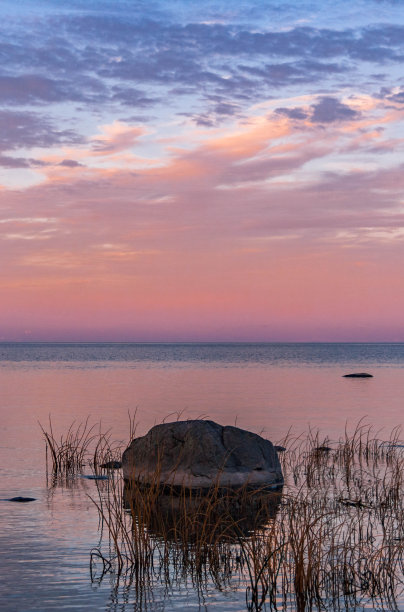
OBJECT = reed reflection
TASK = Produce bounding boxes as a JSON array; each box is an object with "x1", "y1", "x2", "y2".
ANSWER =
[
  {"x1": 123, "y1": 482, "x2": 283, "y2": 541},
  {"x1": 92, "y1": 479, "x2": 283, "y2": 612}
]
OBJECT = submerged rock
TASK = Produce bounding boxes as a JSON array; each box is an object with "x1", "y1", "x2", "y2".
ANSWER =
[
  {"x1": 343, "y1": 373, "x2": 373, "y2": 378},
  {"x1": 100, "y1": 461, "x2": 122, "y2": 469},
  {"x1": 338, "y1": 497, "x2": 372, "y2": 509},
  {"x1": 122, "y1": 419, "x2": 284, "y2": 490}
]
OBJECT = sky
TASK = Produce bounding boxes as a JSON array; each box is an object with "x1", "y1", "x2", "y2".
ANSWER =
[{"x1": 1, "y1": 0, "x2": 404, "y2": 342}]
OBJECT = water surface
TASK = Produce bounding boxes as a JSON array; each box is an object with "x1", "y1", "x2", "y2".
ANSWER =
[{"x1": 0, "y1": 343, "x2": 403, "y2": 610}]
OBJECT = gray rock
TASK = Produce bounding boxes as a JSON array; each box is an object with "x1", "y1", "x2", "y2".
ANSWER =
[{"x1": 122, "y1": 420, "x2": 283, "y2": 489}]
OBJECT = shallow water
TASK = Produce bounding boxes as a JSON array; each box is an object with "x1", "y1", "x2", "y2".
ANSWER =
[{"x1": 0, "y1": 342, "x2": 403, "y2": 610}]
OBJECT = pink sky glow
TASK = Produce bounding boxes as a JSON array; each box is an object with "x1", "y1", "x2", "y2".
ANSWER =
[{"x1": 1, "y1": 1, "x2": 404, "y2": 341}]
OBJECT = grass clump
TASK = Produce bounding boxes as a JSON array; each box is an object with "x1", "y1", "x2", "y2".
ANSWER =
[
  {"x1": 39, "y1": 415, "x2": 123, "y2": 479},
  {"x1": 39, "y1": 415, "x2": 98, "y2": 475}
]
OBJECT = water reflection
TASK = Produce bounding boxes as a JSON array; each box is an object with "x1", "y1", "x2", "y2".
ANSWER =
[
  {"x1": 91, "y1": 483, "x2": 283, "y2": 611},
  {"x1": 1, "y1": 343, "x2": 404, "y2": 610},
  {"x1": 123, "y1": 484, "x2": 283, "y2": 540}
]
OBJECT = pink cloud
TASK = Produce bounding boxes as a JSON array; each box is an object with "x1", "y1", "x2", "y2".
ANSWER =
[
  {"x1": 90, "y1": 121, "x2": 147, "y2": 155},
  {"x1": 1, "y1": 97, "x2": 404, "y2": 340}
]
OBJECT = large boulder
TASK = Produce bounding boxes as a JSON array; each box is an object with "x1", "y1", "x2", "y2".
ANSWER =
[{"x1": 122, "y1": 420, "x2": 283, "y2": 490}]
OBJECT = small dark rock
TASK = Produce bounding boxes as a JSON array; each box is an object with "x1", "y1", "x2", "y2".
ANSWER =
[
  {"x1": 274, "y1": 445, "x2": 286, "y2": 453},
  {"x1": 338, "y1": 497, "x2": 371, "y2": 509},
  {"x1": 343, "y1": 373, "x2": 373, "y2": 378},
  {"x1": 100, "y1": 461, "x2": 122, "y2": 470},
  {"x1": 8, "y1": 497, "x2": 36, "y2": 503}
]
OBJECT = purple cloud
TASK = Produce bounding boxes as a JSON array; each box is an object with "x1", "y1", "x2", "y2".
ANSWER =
[
  {"x1": 275, "y1": 107, "x2": 309, "y2": 120},
  {"x1": 58, "y1": 159, "x2": 84, "y2": 167},
  {"x1": 2, "y1": 10, "x2": 402, "y2": 123},
  {"x1": 310, "y1": 97, "x2": 360, "y2": 123},
  {"x1": 379, "y1": 86, "x2": 404, "y2": 104},
  {"x1": 111, "y1": 86, "x2": 159, "y2": 107},
  {"x1": 0, "y1": 111, "x2": 81, "y2": 149}
]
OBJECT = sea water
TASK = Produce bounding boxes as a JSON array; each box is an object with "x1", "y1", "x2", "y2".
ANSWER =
[{"x1": 0, "y1": 342, "x2": 403, "y2": 610}]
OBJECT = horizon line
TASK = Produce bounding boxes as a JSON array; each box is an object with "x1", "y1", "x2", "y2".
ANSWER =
[{"x1": 2, "y1": 340, "x2": 404, "y2": 345}]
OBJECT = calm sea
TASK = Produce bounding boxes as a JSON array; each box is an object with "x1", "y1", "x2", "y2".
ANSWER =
[{"x1": 0, "y1": 342, "x2": 403, "y2": 611}]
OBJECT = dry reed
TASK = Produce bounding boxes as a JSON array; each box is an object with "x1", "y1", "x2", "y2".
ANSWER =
[{"x1": 39, "y1": 415, "x2": 127, "y2": 483}]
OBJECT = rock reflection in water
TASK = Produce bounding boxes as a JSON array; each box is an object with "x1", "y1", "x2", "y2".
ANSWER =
[
  {"x1": 90, "y1": 482, "x2": 283, "y2": 611},
  {"x1": 123, "y1": 482, "x2": 282, "y2": 540}
]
